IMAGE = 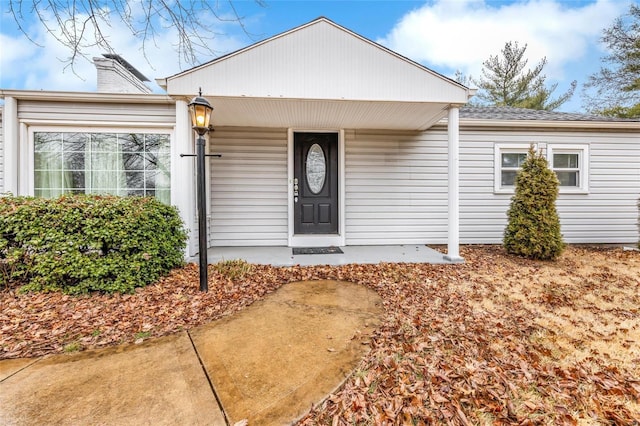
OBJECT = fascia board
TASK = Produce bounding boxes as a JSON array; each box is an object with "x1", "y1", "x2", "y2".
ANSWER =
[
  {"x1": 0, "y1": 89, "x2": 174, "y2": 104},
  {"x1": 434, "y1": 118, "x2": 640, "y2": 131}
]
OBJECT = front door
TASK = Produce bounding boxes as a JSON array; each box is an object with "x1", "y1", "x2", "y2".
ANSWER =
[{"x1": 294, "y1": 132, "x2": 338, "y2": 234}]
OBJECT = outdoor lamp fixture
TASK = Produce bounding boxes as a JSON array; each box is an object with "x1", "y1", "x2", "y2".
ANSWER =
[{"x1": 188, "y1": 89, "x2": 214, "y2": 292}]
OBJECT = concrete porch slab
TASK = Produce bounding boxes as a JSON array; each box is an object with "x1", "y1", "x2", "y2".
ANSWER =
[{"x1": 202, "y1": 244, "x2": 455, "y2": 266}]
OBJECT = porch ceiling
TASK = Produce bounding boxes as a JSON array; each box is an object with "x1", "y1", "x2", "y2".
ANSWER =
[{"x1": 208, "y1": 96, "x2": 451, "y2": 131}]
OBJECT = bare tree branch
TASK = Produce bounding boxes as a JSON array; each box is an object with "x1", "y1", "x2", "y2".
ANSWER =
[{"x1": 8, "y1": 0, "x2": 265, "y2": 72}]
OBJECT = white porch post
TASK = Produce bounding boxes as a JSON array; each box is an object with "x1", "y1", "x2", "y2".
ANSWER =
[
  {"x1": 172, "y1": 99, "x2": 197, "y2": 257},
  {"x1": 445, "y1": 105, "x2": 464, "y2": 263},
  {"x1": 3, "y1": 96, "x2": 19, "y2": 195}
]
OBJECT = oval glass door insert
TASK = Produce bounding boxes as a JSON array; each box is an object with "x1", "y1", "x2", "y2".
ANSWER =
[{"x1": 306, "y1": 143, "x2": 326, "y2": 194}]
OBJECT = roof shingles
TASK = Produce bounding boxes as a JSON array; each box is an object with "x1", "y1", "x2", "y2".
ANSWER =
[{"x1": 460, "y1": 106, "x2": 639, "y2": 122}]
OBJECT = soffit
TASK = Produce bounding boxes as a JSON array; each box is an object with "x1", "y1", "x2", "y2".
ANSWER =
[{"x1": 206, "y1": 97, "x2": 450, "y2": 131}]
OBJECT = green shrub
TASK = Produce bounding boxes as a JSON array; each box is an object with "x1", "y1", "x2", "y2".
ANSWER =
[
  {"x1": 0, "y1": 195, "x2": 187, "y2": 294},
  {"x1": 503, "y1": 146, "x2": 565, "y2": 260}
]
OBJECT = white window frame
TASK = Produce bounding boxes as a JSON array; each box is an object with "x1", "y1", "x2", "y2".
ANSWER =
[
  {"x1": 27, "y1": 125, "x2": 174, "y2": 199},
  {"x1": 548, "y1": 144, "x2": 589, "y2": 194},
  {"x1": 494, "y1": 143, "x2": 589, "y2": 194},
  {"x1": 494, "y1": 144, "x2": 532, "y2": 193}
]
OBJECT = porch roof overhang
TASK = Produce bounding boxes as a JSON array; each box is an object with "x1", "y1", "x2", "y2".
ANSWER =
[
  {"x1": 164, "y1": 18, "x2": 473, "y2": 131},
  {"x1": 174, "y1": 95, "x2": 454, "y2": 131}
]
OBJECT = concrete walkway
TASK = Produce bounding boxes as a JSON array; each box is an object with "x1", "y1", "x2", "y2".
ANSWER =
[
  {"x1": 202, "y1": 244, "x2": 457, "y2": 266},
  {"x1": 0, "y1": 280, "x2": 383, "y2": 425}
]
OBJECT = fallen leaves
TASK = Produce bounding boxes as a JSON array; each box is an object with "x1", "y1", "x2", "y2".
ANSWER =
[
  {"x1": 0, "y1": 263, "x2": 290, "y2": 358},
  {"x1": 298, "y1": 246, "x2": 640, "y2": 424},
  {"x1": 1, "y1": 246, "x2": 639, "y2": 424}
]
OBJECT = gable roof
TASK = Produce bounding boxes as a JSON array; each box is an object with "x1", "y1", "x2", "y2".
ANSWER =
[
  {"x1": 164, "y1": 17, "x2": 470, "y2": 103},
  {"x1": 163, "y1": 17, "x2": 471, "y2": 130},
  {"x1": 165, "y1": 17, "x2": 465, "y2": 95}
]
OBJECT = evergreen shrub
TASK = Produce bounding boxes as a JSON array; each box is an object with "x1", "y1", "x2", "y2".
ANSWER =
[
  {"x1": 503, "y1": 146, "x2": 565, "y2": 260},
  {"x1": 0, "y1": 195, "x2": 187, "y2": 293}
]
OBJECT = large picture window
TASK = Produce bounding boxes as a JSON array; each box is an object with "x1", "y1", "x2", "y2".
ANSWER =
[{"x1": 34, "y1": 132, "x2": 171, "y2": 203}]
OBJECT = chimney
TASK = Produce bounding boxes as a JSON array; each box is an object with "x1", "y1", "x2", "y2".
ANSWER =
[{"x1": 93, "y1": 54, "x2": 152, "y2": 94}]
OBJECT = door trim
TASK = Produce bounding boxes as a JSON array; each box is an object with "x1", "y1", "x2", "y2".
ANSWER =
[{"x1": 288, "y1": 128, "x2": 345, "y2": 247}]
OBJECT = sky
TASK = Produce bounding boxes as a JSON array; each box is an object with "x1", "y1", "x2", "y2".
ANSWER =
[{"x1": 0, "y1": 0, "x2": 636, "y2": 112}]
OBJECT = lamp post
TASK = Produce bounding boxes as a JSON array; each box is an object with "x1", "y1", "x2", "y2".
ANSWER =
[{"x1": 188, "y1": 90, "x2": 214, "y2": 292}]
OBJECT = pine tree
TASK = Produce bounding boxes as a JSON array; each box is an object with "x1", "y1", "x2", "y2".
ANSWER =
[
  {"x1": 503, "y1": 146, "x2": 565, "y2": 260},
  {"x1": 583, "y1": 4, "x2": 640, "y2": 118},
  {"x1": 475, "y1": 41, "x2": 576, "y2": 111}
]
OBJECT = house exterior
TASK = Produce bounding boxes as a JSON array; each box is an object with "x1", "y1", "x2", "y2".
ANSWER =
[
  {"x1": 1, "y1": 18, "x2": 639, "y2": 259},
  {"x1": 457, "y1": 108, "x2": 640, "y2": 244}
]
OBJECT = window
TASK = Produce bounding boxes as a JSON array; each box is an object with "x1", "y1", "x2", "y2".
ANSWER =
[
  {"x1": 494, "y1": 143, "x2": 589, "y2": 193},
  {"x1": 501, "y1": 152, "x2": 528, "y2": 186},
  {"x1": 548, "y1": 145, "x2": 589, "y2": 193},
  {"x1": 553, "y1": 153, "x2": 579, "y2": 186},
  {"x1": 34, "y1": 131, "x2": 171, "y2": 203},
  {"x1": 494, "y1": 144, "x2": 530, "y2": 192}
]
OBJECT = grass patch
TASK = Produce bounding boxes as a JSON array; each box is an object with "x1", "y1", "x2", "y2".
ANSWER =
[
  {"x1": 63, "y1": 342, "x2": 82, "y2": 353},
  {"x1": 212, "y1": 259, "x2": 254, "y2": 280},
  {"x1": 134, "y1": 331, "x2": 152, "y2": 340}
]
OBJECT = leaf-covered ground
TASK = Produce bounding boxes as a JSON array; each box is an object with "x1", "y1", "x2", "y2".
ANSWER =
[{"x1": 2, "y1": 246, "x2": 639, "y2": 424}]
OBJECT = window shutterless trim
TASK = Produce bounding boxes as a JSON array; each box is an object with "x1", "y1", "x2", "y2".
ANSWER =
[
  {"x1": 494, "y1": 143, "x2": 532, "y2": 193},
  {"x1": 28, "y1": 126, "x2": 173, "y2": 199},
  {"x1": 548, "y1": 144, "x2": 590, "y2": 194}
]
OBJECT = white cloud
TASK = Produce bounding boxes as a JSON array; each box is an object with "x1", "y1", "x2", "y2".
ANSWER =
[
  {"x1": 0, "y1": 5, "x2": 248, "y2": 92},
  {"x1": 377, "y1": 0, "x2": 627, "y2": 84}
]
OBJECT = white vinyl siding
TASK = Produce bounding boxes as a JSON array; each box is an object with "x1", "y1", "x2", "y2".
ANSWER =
[
  {"x1": 344, "y1": 129, "x2": 449, "y2": 245},
  {"x1": 208, "y1": 127, "x2": 288, "y2": 246},
  {"x1": 459, "y1": 128, "x2": 640, "y2": 244},
  {"x1": 167, "y1": 19, "x2": 467, "y2": 104},
  {"x1": 17, "y1": 100, "x2": 175, "y2": 124}
]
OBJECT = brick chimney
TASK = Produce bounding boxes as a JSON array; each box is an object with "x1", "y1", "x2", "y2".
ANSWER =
[{"x1": 93, "y1": 54, "x2": 152, "y2": 94}]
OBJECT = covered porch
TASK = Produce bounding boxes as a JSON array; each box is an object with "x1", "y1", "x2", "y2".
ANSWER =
[
  {"x1": 197, "y1": 244, "x2": 458, "y2": 266},
  {"x1": 163, "y1": 18, "x2": 474, "y2": 263}
]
